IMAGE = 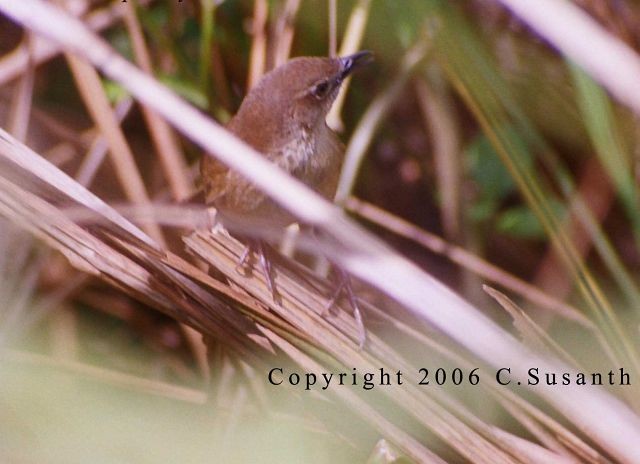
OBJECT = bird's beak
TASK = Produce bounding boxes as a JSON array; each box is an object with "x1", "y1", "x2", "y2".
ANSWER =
[{"x1": 338, "y1": 50, "x2": 373, "y2": 80}]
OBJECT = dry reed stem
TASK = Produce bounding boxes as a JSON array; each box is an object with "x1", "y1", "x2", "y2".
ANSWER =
[
  {"x1": 326, "y1": 0, "x2": 372, "y2": 131},
  {"x1": 247, "y1": 0, "x2": 268, "y2": 90},
  {"x1": 335, "y1": 37, "x2": 430, "y2": 203},
  {"x1": 185, "y1": 230, "x2": 362, "y2": 348},
  {"x1": 529, "y1": 157, "x2": 614, "y2": 327},
  {"x1": 346, "y1": 197, "x2": 593, "y2": 328},
  {"x1": 53, "y1": 200, "x2": 605, "y2": 461},
  {"x1": 6, "y1": 36, "x2": 35, "y2": 142},
  {"x1": 0, "y1": 0, "x2": 151, "y2": 86},
  {"x1": 75, "y1": 97, "x2": 134, "y2": 186},
  {"x1": 415, "y1": 76, "x2": 462, "y2": 242},
  {"x1": 31, "y1": 106, "x2": 92, "y2": 148},
  {"x1": 64, "y1": 54, "x2": 165, "y2": 244},
  {"x1": 487, "y1": 429, "x2": 577, "y2": 464},
  {"x1": 167, "y1": 233, "x2": 495, "y2": 463},
  {"x1": 122, "y1": 1, "x2": 192, "y2": 201},
  {"x1": 0, "y1": 128, "x2": 266, "y2": 360},
  {"x1": 69, "y1": 199, "x2": 600, "y2": 366},
  {"x1": 328, "y1": 0, "x2": 337, "y2": 57},
  {"x1": 2, "y1": 3, "x2": 640, "y2": 460},
  {"x1": 271, "y1": 0, "x2": 301, "y2": 68},
  {"x1": 104, "y1": 233, "x2": 272, "y2": 359},
  {"x1": 494, "y1": 392, "x2": 603, "y2": 463},
  {"x1": 497, "y1": 0, "x2": 640, "y2": 118},
  {"x1": 483, "y1": 286, "x2": 581, "y2": 368}
]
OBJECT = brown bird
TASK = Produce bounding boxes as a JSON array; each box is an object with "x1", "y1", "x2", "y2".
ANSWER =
[{"x1": 201, "y1": 51, "x2": 372, "y2": 345}]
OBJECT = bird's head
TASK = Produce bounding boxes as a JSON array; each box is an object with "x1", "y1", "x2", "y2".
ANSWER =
[{"x1": 231, "y1": 51, "x2": 373, "y2": 139}]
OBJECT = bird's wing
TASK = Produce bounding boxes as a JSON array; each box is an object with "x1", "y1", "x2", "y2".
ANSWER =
[{"x1": 200, "y1": 153, "x2": 230, "y2": 205}]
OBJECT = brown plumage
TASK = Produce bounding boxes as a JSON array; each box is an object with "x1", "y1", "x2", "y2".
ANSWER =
[{"x1": 201, "y1": 52, "x2": 372, "y2": 228}]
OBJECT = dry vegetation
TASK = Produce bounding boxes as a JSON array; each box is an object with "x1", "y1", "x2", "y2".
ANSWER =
[{"x1": 1, "y1": 0, "x2": 640, "y2": 462}]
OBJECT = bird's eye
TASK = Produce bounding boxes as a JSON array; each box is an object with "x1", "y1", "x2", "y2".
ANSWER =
[{"x1": 312, "y1": 80, "x2": 330, "y2": 99}]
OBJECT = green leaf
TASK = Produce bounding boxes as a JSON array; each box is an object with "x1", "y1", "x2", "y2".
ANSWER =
[
  {"x1": 466, "y1": 132, "x2": 516, "y2": 202},
  {"x1": 497, "y1": 206, "x2": 546, "y2": 239},
  {"x1": 159, "y1": 74, "x2": 209, "y2": 109},
  {"x1": 103, "y1": 80, "x2": 129, "y2": 104}
]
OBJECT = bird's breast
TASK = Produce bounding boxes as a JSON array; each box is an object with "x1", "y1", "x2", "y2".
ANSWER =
[
  {"x1": 201, "y1": 124, "x2": 344, "y2": 226},
  {"x1": 277, "y1": 126, "x2": 344, "y2": 195},
  {"x1": 277, "y1": 128, "x2": 316, "y2": 175}
]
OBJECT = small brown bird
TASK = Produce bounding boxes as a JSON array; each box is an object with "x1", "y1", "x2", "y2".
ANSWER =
[
  {"x1": 201, "y1": 51, "x2": 372, "y2": 345},
  {"x1": 201, "y1": 51, "x2": 371, "y2": 225}
]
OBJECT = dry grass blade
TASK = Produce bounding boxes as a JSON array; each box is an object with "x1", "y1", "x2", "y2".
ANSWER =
[
  {"x1": 0, "y1": 175, "x2": 161, "y2": 308},
  {"x1": 487, "y1": 428, "x2": 578, "y2": 464},
  {"x1": 184, "y1": 230, "x2": 363, "y2": 350},
  {"x1": 247, "y1": 0, "x2": 268, "y2": 90},
  {"x1": 64, "y1": 54, "x2": 165, "y2": 244},
  {"x1": 497, "y1": 0, "x2": 640, "y2": 117},
  {"x1": 346, "y1": 197, "x2": 592, "y2": 328},
  {"x1": 483, "y1": 286, "x2": 580, "y2": 368},
  {"x1": 271, "y1": 0, "x2": 301, "y2": 67},
  {"x1": 495, "y1": 397, "x2": 603, "y2": 464},
  {"x1": 326, "y1": 0, "x2": 372, "y2": 131},
  {"x1": 6, "y1": 36, "x2": 35, "y2": 142},
  {"x1": 527, "y1": 157, "x2": 614, "y2": 328},
  {"x1": 0, "y1": 127, "x2": 153, "y2": 247},
  {"x1": 75, "y1": 97, "x2": 134, "y2": 186},
  {"x1": 122, "y1": 1, "x2": 192, "y2": 201},
  {"x1": 0, "y1": 129, "x2": 267, "y2": 359},
  {"x1": 335, "y1": 37, "x2": 430, "y2": 203},
  {"x1": 328, "y1": 0, "x2": 337, "y2": 58},
  {"x1": 0, "y1": 0, "x2": 151, "y2": 86},
  {"x1": 185, "y1": 232, "x2": 533, "y2": 464},
  {"x1": 415, "y1": 76, "x2": 461, "y2": 241},
  {"x1": 0, "y1": 174, "x2": 267, "y2": 358}
]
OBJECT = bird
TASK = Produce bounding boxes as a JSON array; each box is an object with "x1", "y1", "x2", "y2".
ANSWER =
[{"x1": 201, "y1": 51, "x2": 372, "y2": 346}]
